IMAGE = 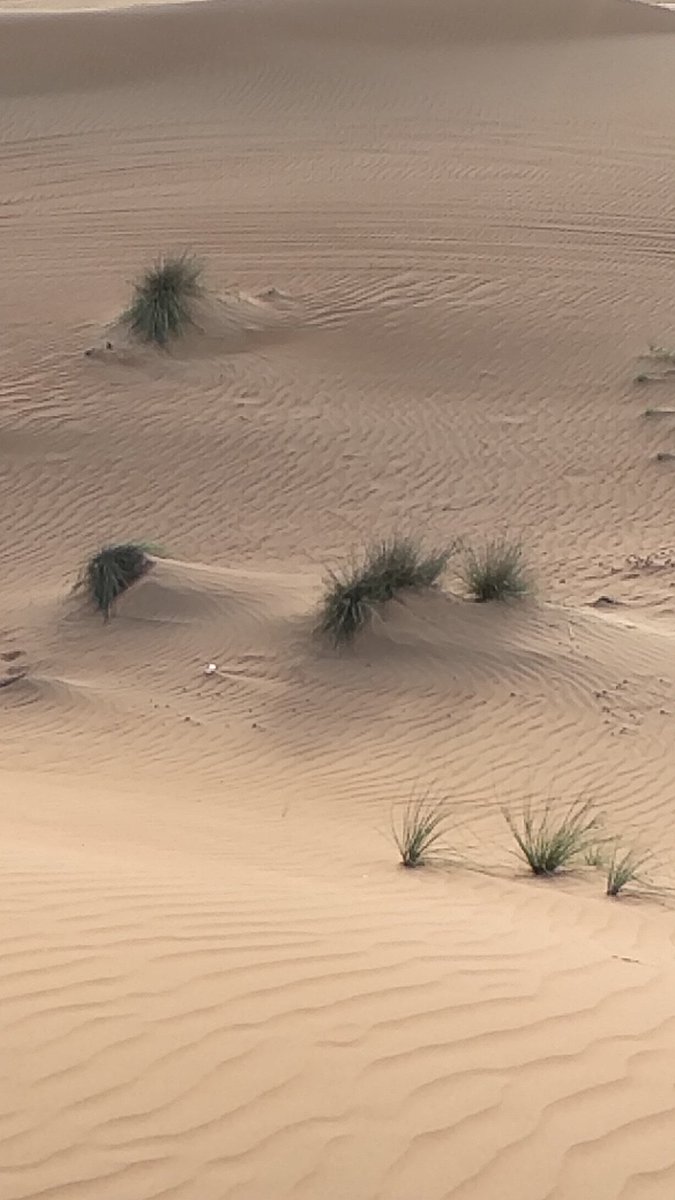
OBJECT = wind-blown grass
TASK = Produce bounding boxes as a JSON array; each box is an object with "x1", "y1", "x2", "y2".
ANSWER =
[
  {"x1": 319, "y1": 536, "x2": 451, "y2": 645},
  {"x1": 504, "y1": 799, "x2": 598, "y2": 876},
  {"x1": 79, "y1": 542, "x2": 152, "y2": 619},
  {"x1": 606, "y1": 848, "x2": 650, "y2": 897},
  {"x1": 462, "y1": 538, "x2": 529, "y2": 602},
  {"x1": 392, "y1": 792, "x2": 449, "y2": 868},
  {"x1": 122, "y1": 254, "x2": 202, "y2": 346}
]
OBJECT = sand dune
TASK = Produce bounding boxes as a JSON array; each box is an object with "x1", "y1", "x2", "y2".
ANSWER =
[{"x1": 3, "y1": 0, "x2": 675, "y2": 1196}]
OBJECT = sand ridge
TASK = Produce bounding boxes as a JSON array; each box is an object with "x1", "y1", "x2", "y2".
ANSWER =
[{"x1": 3, "y1": 0, "x2": 675, "y2": 1196}]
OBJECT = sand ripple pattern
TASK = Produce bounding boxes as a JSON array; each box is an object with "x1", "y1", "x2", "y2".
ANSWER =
[
  {"x1": 2, "y1": 0, "x2": 675, "y2": 1196},
  {"x1": 2, "y1": 841, "x2": 675, "y2": 1200}
]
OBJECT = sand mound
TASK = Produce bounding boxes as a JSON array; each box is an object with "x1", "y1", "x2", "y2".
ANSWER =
[
  {"x1": 5, "y1": 564, "x2": 675, "y2": 1197},
  {"x1": 85, "y1": 287, "x2": 301, "y2": 359},
  {"x1": 115, "y1": 555, "x2": 307, "y2": 626},
  {"x1": 4, "y1": 0, "x2": 675, "y2": 1195}
]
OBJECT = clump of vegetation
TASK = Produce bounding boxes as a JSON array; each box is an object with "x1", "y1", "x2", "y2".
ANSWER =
[
  {"x1": 318, "y1": 572, "x2": 372, "y2": 645},
  {"x1": 319, "y1": 536, "x2": 451, "y2": 645},
  {"x1": 504, "y1": 799, "x2": 598, "y2": 876},
  {"x1": 122, "y1": 253, "x2": 202, "y2": 345},
  {"x1": 635, "y1": 373, "x2": 651, "y2": 385},
  {"x1": 584, "y1": 843, "x2": 607, "y2": 868},
  {"x1": 79, "y1": 542, "x2": 153, "y2": 619},
  {"x1": 392, "y1": 792, "x2": 449, "y2": 868},
  {"x1": 462, "y1": 538, "x2": 529, "y2": 603},
  {"x1": 606, "y1": 848, "x2": 650, "y2": 897}
]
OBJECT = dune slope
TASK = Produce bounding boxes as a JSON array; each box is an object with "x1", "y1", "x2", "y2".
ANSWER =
[{"x1": 2, "y1": 0, "x2": 675, "y2": 1197}]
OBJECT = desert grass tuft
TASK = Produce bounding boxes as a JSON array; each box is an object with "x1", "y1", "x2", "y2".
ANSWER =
[
  {"x1": 392, "y1": 792, "x2": 449, "y2": 868},
  {"x1": 462, "y1": 538, "x2": 529, "y2": 603},
  {"x1": 606, "y1": 848, "x2": 650, "y2": 897},
  {"x1": 319, "y1": 573, "x2": 372, "y2": 645},
  {"x1": 122, "y1": 253, "x2": 202, "y2": 345},
  {"x1": 319, "y1": 536, "x2": 451, "y2": 645},
  {"x1": 79, "y1": 542, "x2": 152, "y2": 619},
  {"x1": 504, "y1": 799, "x2": 598, "y2": 876},
  {"x1": 584, "y1": 844, "x2": 607, "y2": 868}
]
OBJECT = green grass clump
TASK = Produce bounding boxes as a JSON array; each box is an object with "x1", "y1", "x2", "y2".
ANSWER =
[
  {"x1": 606, "y1": 848, "x2": 650, "y2": 897},
  {"x1": 462, "y1": 538, "x2": 529, "y2": 603},
  {"x1": 319, "y1": 536, "x2": 451, "y2": 645},
  {"x1": 319, "y1": 573, "x2": 371, "y2": 645},
  {"x1": 392, "y1": 792, "x2": 449, "y2": 868},
  {"x1": 80, "y1": 542, "x2": 152, "y2": 619},
  {"x1": 123, "y1": 253, "x2": 202, "y2": 345},
  {"x1": 504, "y1": 799, "x2": 598, "y2": 876},
  {"x1": 584, "y1": 844, "x2": 607, "y2": 868}
]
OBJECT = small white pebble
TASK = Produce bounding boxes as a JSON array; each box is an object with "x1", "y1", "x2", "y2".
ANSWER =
[{"x1": 204, "y1": 663, "x2": 218, "y2": 675}]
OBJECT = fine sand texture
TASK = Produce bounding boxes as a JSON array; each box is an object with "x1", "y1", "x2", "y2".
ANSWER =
[{"x1": 3, "y1": 1, "x2": 675, "y2": 1197}]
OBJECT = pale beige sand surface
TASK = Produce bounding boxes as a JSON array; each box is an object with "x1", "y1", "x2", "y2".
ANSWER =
[{"x1": 3, "y1": 0, "x2": 675, "y2": 1197}]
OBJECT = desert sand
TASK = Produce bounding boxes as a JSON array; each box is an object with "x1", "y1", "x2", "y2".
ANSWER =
[{"x1": 3, "y1": 0, "x2": 675, "y2": 1197}]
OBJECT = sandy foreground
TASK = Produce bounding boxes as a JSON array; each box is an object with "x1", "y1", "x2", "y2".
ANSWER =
[{"x1": 3, "y1": 0, "x2": 675, "y2": 1197}]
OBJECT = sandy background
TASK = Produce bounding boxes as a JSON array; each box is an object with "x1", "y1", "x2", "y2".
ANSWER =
[{"x1": 3, "y1": 0, "x2": 675, "y2": 1197}]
